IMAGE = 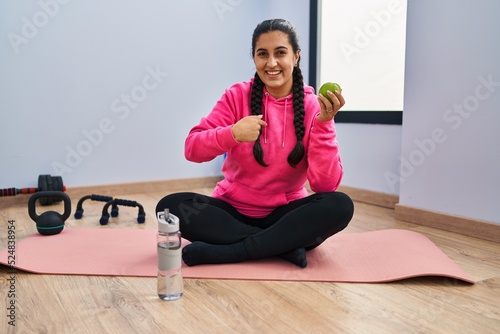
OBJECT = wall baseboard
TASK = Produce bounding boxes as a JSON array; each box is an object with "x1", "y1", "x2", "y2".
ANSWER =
[
  {"x1": 0, "y1": 176, "x2": 224, "y2": 208},
  {"x1": 337, "y1": 185, "x2": 399, "y2": 209},
  {"x1": 337, "y1": 185, "x2": 499, "y2": 243},
  {"x1": 4, "y1": 176, "x2": 498, "y2": 243},
  {"x1": 64, "y1": 176, "x2": 224, "y2": 199},
  {"x1": 395, "y1": 204, "x2": 499, "y2": 243}
]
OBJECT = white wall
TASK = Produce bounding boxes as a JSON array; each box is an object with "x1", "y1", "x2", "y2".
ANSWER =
[
  {"x1": 0, "y1": 0, "x2": 309, "y2": 188},
  {"x1": 400, "y1": 0, "x2": 500, "y2": 224},
  {"x1": 319, "y1": 0, "x2": 406, "y2": 111}
]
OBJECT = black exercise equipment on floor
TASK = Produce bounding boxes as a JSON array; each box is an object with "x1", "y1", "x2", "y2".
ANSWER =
[
  {"x1": 74, "y1": 194, "x2": 118, "y2": 219},
  {"x1": 1, "y1": 174, "x2": 66, "y2": 205},
  {"x1": 99, "y1": 198, "x2": 145, "y2": 225},
  {"x1": 28, "y1": 191, "x2": 71, "y2": 235}
]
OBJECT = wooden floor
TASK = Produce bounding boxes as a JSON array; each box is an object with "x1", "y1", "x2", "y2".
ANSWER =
[{"x1": 1, "y1": 178, "x2": 499, "y2": 334}]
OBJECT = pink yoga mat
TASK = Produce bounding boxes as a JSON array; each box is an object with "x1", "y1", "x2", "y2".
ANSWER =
[{"x1": 0, "y1": 228, "x2": 474, "y2": 283}]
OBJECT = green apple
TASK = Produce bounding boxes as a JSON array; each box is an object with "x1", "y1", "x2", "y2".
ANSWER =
[{"x1": 319, "y1": 82, "x2": 342, "y2": 104}]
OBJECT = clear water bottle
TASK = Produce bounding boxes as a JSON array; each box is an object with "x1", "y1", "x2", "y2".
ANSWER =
[{"x1": 157, "y1": 209, "x2": 183, "y2": 301}]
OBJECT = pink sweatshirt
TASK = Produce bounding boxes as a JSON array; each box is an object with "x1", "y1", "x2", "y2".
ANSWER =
[{"x1": 185, "y1": 79, "x2": 344, "y2": 218}]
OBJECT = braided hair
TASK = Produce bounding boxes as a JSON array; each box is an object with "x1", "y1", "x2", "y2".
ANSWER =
[
  {"x1": 288, "y1": 66, "x2": 306, "y2": 167},
  {"x1": 250, "y1": 72, "x2": 268, "y2": 166},
  {"x1": 250, "y1": 19, "x2": 306, "y2": 168}
]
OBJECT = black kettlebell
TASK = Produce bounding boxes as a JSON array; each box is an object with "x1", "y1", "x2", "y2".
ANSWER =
[{"x1": 28, "y1": 191, "x2": 71, "y2": 235}]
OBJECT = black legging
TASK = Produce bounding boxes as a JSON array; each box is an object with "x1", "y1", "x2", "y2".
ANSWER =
[{"x1": 156, "y1": 191, "x2": 354, "y2": 260}]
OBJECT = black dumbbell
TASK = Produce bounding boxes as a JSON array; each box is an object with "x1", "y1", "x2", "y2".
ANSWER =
[{"x1": 0, "y1": 174, "x2": 66, "y2": 206}]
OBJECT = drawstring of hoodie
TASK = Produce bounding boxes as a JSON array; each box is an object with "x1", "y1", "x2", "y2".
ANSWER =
[
  {"x1": 263, "y1": 91, "x2": 288, "y2": 148},
  {"x1": 282, "y1": 97, "x2": 287, "y2": 148},
  {"x1": 264, "y1": 92, "x2": 269, "y2": 144}
]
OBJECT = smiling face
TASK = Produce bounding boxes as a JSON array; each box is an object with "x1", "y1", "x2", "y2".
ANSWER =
[{"x1": 253, "y1": 31, "x2": 300, "y2": 99}]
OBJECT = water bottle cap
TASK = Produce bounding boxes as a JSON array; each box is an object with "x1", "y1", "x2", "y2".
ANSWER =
[{"x1": 157, "y1": 210, "x2": 180, "y2": 233}]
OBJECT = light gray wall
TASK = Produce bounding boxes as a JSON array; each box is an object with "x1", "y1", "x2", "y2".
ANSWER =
[
  {"x1": 3, "y1": 1, "x2": 497, "y2": 225},
  {"x1": 336, "y1": 123, "x2": 402, "y2": 194},
  {"x1": 0, "y1": 0, "x2": 309, "y2": 188},
  {"x1": 400, "y1": 0, "x2": 500, "y2": 224}
]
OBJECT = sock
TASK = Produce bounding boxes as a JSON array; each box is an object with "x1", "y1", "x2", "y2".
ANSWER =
[
  {"x1": 279, "y1": 247, "x2": 307, "y2": 268},
  {"x1": 182, "y1": 241, "x2": 250, "y2": 266}
]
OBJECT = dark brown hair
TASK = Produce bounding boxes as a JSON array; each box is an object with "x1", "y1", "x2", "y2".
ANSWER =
[{"x1": 250, "y1": 19, "x2": 305, "y2": 167}]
